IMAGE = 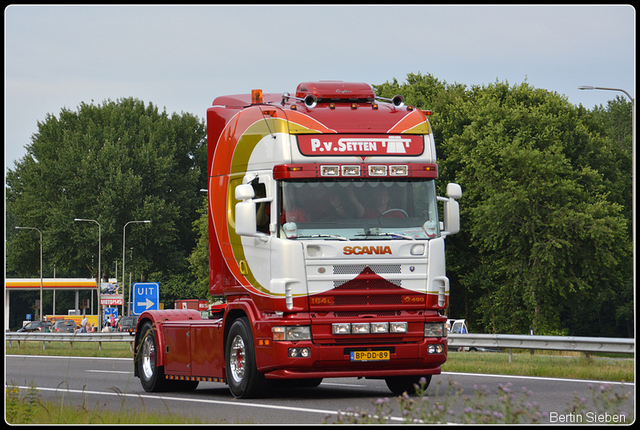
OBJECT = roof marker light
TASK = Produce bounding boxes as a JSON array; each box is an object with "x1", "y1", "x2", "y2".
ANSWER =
[{"x1": 251, "y1": 89, "x2": 263, "y2": 104}]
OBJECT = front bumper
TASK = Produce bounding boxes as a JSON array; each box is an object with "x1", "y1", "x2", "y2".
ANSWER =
[{"x1": 256, "y1": 336, "x2": 447, "y2": 380}]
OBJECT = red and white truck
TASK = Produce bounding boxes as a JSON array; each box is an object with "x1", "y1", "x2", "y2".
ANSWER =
[{"x1": 134, "y1": 81, "x2": 462, "y2": 398}]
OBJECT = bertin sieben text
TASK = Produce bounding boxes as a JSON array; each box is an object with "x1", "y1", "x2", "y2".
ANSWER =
[{"x1": 549, "y1": 411, "x2": 627, "y2": 423}]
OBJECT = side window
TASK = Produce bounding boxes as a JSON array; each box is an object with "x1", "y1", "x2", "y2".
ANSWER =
[{"x1": 251, "y1": 180, "x2": 269, "y2": 233}]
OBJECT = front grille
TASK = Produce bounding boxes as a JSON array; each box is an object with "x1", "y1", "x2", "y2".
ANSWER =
[
  {"x1": 334, "y1": 310, "x2": 402, "y2": 317},
  {"x1": 309, "y1": 265, "x2": 424, "y2": 311},
  {"x1": 334, "y1": 279, "x2": 402, "y2": 289},
  {"x1": 334, "y1": 264, "x2": 401, "y2": 275},
  {"x1": 334, "y1": 294, "x2": 404, "y2": 306},
  {"x1": 331, "y1": 338, "x2": 403, "y2": 345}
]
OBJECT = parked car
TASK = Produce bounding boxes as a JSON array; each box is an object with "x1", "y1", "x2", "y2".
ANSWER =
[
  {"x1": 447, "y1": 319, "x2": 469, "y2": 334},
  {"x1": 53, "y1": 320, "x2": 78, "y2": 333},
  {"x1": 17, "y1": 320, "x2": 52, "y2": 332},
  {"x1": 116, "y1": 315, "x2": 139, "y2": 335},
  {"x1": 447, "y1": 318, "x2": 502, "y2": 352}
]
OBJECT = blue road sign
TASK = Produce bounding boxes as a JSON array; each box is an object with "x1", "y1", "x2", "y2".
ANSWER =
[
  {"x1": 133, "y1": 282, "x2": 159, "y2": 315},
  {"x1": 104, "y1": 307, "x2": 118, "y2": 322}
]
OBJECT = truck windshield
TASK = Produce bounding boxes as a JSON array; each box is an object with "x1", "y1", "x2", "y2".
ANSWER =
[{"x1": 278, "y1": 180, "x2": 440, "y2": 240}]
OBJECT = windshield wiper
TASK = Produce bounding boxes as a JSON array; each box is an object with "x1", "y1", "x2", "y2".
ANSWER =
[
  {"x1": 294, "y1": 234, "x2": 349, "y2": 241},
  {"x1": 356, "y1": 232, "x2": 416, "y2": 240}
]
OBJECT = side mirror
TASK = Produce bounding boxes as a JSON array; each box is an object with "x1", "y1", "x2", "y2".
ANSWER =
[
  {"x1": 446, "y1": 183, "x2": 462, "y2": 200},
  {"x1": 443, "y1": 183, "x2": 462, "y2": 236},
  {"x1": 235, "y1": 184, "x2": 256, "y2": 236},
  {"x1": 235, "y1": 184, "x2": 255, "y2": 200}
]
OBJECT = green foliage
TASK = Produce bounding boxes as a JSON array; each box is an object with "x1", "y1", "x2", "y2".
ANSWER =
[
  {"x1": 5, "y1": 382, "x2": 211, "y2": 424},
  {"x1": 6, "y1": 382, "x2": 39, "y2": 424},
  {"x1": 6, "y1": 98, "x2": 206, "y2": 286},
  {"x1": 375, "y1": 73, "x2": 633, "y2": 336},
  {"x1": 187, "y1": 195, "x2": 210, "y2": 296},
  {"x1": 151, "y1": 271, "x2": 209, "y2": 306}
]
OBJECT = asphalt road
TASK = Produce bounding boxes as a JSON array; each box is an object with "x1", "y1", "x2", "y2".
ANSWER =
[{"x1": 6, "y1": 354, "x2": 634, "y2": 424}]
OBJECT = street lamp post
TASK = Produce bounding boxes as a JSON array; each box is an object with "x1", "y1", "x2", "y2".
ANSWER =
[
  {"x1": 15, "y1": 226, "x2": 43, "y2": 321},
  {"x1": 123, "y1": 220, "x2": 150, "y2": 316},
  {"x1": 74, "y1": 218, "x2": 101, "y2": 328},
  {"x1": 578, "y1": 85, "x2": 636, "y2": 296}
]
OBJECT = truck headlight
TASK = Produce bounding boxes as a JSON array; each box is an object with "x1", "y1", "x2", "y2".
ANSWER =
[
  {"x1": 351, "y1": 323, "x2": 370, "y2": 334},
  {"x1": 272, "y1": 326, "x2": 311, "y2": 341},
  {"x1": 389, "y1": 322, "x2": 408, "y2": 333},
  {"x1": 332, "y1": 323, "x2": 350, "y2": 334},
  {"x1": 424, "y1": 322, "x2": 445, "y2": 338}
]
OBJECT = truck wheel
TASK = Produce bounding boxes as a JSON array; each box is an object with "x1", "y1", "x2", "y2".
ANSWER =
[
  {"x1": 385, "y1": 375, "x2": 432, "y2": 396},
  {"x1": 225, "y1": 317, "x2": 266, "y2": 399},
  {"x1": 136, "y1": 321, "x2": 199, "y2": 392},
  {"x1": 136, "y1": 321, "x2": 169, "y2": 392}
]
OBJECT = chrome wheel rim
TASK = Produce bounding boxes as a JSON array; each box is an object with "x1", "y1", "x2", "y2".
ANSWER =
[
  {"x1": 141, "y1": 334, "x2": 156, "y2": 380},
  {"x1": 229, "y1": 335, "x2": 246, "y2": 383}
]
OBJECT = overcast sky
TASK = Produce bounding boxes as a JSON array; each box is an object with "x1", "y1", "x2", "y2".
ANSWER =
[{"x1": 4, "y1": 5, "x2": 635, "y2": 175}]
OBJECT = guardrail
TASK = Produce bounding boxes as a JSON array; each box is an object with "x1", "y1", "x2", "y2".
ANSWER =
[
  {"x1": 448, "y1": 333, "x2": 635, "y2": 361},
  {"x1": 6, "y1": 332, "x2": 135, "y2": 351},
  {"x1": 6, "y1": 332, "x2": 634, "y2": 358}
]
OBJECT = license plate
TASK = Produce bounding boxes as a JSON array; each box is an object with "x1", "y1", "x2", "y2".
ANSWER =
[{"x1": 350, "y1": 350, "x2": 390, "y2": 361}]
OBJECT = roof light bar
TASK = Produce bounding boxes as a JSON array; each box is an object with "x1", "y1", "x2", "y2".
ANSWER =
[
  {"x1": 368, "y1": 165, "x2": 387, "y2": 176},
  {"x1": 390, "y1": 165, "x2": 409, "y2": 176},
  {"x1": 341, "y1": 165, "x2": 361, "y2": 176},
  {"x1": 320, "y1": 165, "x2": 340, "y2": 176},
  {"x1": 273, "y1": 163, "x2": 437, "y2": 179}
]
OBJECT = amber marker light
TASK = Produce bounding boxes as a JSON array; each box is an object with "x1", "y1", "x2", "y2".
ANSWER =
[{"x1": 251, "y1": 89, "x2": 263, "y2": 104}]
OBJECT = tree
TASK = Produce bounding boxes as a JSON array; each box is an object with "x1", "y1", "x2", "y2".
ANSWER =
[
  {"x1": 6, "y1": 98, "x2": 207, "y2": 291},
  {"x1": 375, "y1": 74, "x2": 632, "y2": 335},
  {"x1": 187, "y1": 194, "x2": 212, "y2": 299}
]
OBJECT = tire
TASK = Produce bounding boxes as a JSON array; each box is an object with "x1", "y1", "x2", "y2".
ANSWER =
[
  {"x1": 225, "y1": 317, "x2": 266, "y2": 399},
  {"x1": 385, "y1": 375, "x2": 432, "y2": 396},
  {"x1": 136, "y1": 321, "x2": 169, "y2": 392},
  {"x1": 136, "y1": 321, "x2": 199, "y2": 392}
]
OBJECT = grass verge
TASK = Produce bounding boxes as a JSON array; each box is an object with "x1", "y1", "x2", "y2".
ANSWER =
[
  {"x1": 443, "y1": 350, "x2": 634, "y2": 382},
  {"x1": 6, "y1": 383, "x2": 213, "y2": 424}
]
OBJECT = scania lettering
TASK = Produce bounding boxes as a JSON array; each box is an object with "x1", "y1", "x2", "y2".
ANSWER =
[
  {"x1": 343, "y1": 245, "x2": 392, "y2": 255},
  {"x1": 134, "y1": 81, "x2": 462, "y2": 398}
]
